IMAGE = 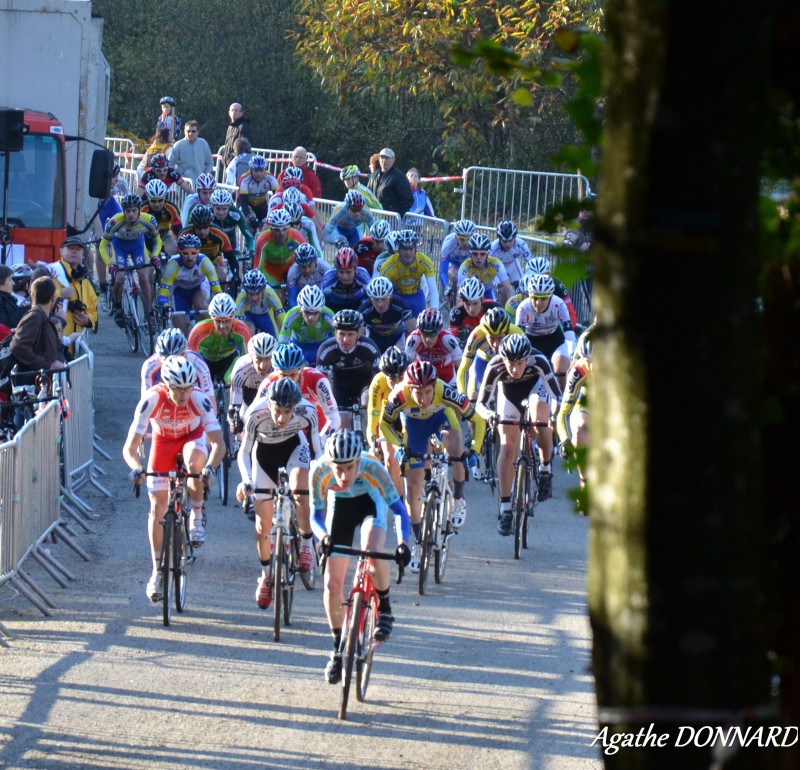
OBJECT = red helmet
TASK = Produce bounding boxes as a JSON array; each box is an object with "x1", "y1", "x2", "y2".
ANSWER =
[
  {"x1": 405, "y1": 360, "x2": 438, "y2": 388},
  {"x1": 334, "y1": 247, "x2": 358, "y2": 270},
  {"x1": 150, "y1": 153, "x2": 169, "y2": 169}
]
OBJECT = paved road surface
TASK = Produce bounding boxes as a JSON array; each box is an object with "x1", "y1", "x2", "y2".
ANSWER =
[{"x1": 0, "y1": 318, "x2": 603, "y2": 770}]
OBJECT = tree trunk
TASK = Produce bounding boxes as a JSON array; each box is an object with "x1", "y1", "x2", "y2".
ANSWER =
[{"x1": 590, "y1": 1, "x2": 777, "y2": 767}]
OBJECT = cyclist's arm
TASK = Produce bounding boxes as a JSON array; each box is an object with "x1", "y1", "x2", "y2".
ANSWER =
[
  {"x1": 309, "y1": 462, "x2": 330, "y2": 540},
  {"x1": 232, "y1": 207, "x2": 256, "y2": 252},
  {"x1": 200, "y1": 257, "x2": 222, "y2": 294},
  {"x1": 379, "y1": 392, "x2": 404, "y2": 447},
  {"x1": 314, "y1": 373, "x2": 340, "y2": 438},
  {"x1": 425, "y1": 274, "x2": 440, "y2": 309},
  {"x1": 366, "y1": 374, "x2": 386, "y2": 443},
  {"x1": 389, "y1": 496, "x2": 412, "y2": 545},
  {"x1": 474, "y1": 361, "x2": 501, "y2": 421}
]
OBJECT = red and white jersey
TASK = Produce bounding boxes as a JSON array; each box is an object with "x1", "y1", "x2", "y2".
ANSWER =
[
  {"x1": 140, "y1": 351, "x2": 214, "y2": 399},
  {"x1": 133, "y1": 383, "x2": 220, "y2": 440},
  {"x1": 405, "y1": 329, "x2": 462, "y2": 385},
  {"x1": 258, "y1": 366, "x2": 341, "y2": 438}
]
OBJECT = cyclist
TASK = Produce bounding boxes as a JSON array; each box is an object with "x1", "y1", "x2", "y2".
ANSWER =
[
  {"x1": 504, "y1": 272, "x2": 533, "y2": 321},
  {"x1": 515, "y1": 273, "x2": 576, "y2": 391},
  {"x1": 489, "y1": 220, "x2": 532, "y2": 288},
  {"x1": 316, "y1": 308, "x2": 380, "y2": 428},
  {"x1": 181, "y1": 205, "x2": 237, "y2": 293},
  {"x1": 141, "y1": 179, "x2": 182, "y2": 257},
  {"x1": 254, "y1": 207, "x2": 306, "y2": 295},
  {"x1": 457, "y1": 232, "x2": 514, "y2": 306},
  {"x1": 141, "y1": 327, "x2": 214, "y2": 399},
  {"x1": 372, "y1": 230, "x2": 398, "y2": 276},
  {"x1": 521, "y1": 256, "x2": 579, "y2": 328},
  {"x1": 311, "y1": 429, "x2": 412, "y2": 683},
  {"x1": 339, "y1": 164, "x2": 380, "y2": 209},
  {"x1": 321, "y1": 246, "x2": 371, "y2": 313},
  {"x1": 366, "y1": 346, "x2": 409, "y2": 495},
  {"x1": 278, "y1": 284, "x2": 335, "y2": 364},
  {"x1": 359, "y1": 275, "x2": 414, "y2": 353},
  {"x1": 282, "y1": 201, "x2": 324, "y2": 260},
  {"x1": 236, "y1": 377, "x2": 322, "y2": 609},
  {"x1": 187, "y1": 293, "x2": 252, "y2": 385},
  {"x1": 157, "y1": 233, "x2": 222, "y2": 335},
  {"x1": 228, "y1": 332, "x2": 279, "y2": 432},
  {"x1": 447, "y1": 275, "x2": 501, "y2": 345},
  {"x1": 285, "y1": 243, "x2": 332, "y2": 308},
  {"x1": 439, "y1": 219, "x2": 476, "y2": 299},
  {"x1": 99, "y1": 194, "x2": 162, "y2": 329},
  {"x1": 179, "y1": 172, "x2": 217, "y2": 226},
  {"x1": 137, "y1": 153, "x2": 192, "y2": 198},
  {"x1": 354, "y1": 219, "x2": 391, "y2": 275},
  {"x1": 405, "y1": 307, "x2": 462, "y2": 386},
  {"x1": 235, "y1": 269, "x2": 285, "y2": 337},
  {"x1": 380, "y1": 360, "x2": 485, "y2": 564},
  {"x1": 322, "y1": 190, "x2": 376, "y2": 248},
  {"x1": 258, "y1": 341, "x2": 340, "y2": 441},
  {"x1": 237, "y1": 155, "x2": 278, "y2": 233},
  {"x1": 124, "y1": 356, "x2": 225, "y2": 599},
  {"x1": 209, "y1": 188, "x2": 256, "y2": 264},
  {"x1": 475, "y1": 334, "x2": 562, "y2": 527},
  {"x1": 377, "y1": 229, "x2": 438, "y2": 317}
]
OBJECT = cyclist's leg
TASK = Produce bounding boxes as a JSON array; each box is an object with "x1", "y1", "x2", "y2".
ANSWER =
[
  {"x1": 139, "y1": 265, "x2": 155, "y2": 314},
  {"x1": 162, "y1": 233, "x2": 178, "y2": 257},
  {"x1": 551, "y1": 341, "x2": 570, "y2": 393},
  {"x1": 570, "y1": 408, "x2": 589, "y2": 487},
  {"x1": 362, "y1": 513, "x2": 389, "y2": 592},
  {"x1": 170, "y1": 285, "x2": 195, "y2": 336},
  {"x1": 323, "y1": 497, "x2": 362, "y2": 632},
  {"x1": 497, "y1": 386, "x2": 522, "y2": 495},
  {"x1": 183, "y1": 432, "x2": 210, "y2": 540}
]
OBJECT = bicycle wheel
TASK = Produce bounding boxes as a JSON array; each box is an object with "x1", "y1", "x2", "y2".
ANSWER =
[
  {"x1": 298, "y1": 532, "x2": 317, "y2": 591},
  {"x1": 523, "y1": 461, "x2": 536, "y2": 550},
  {"x1": 418, "y1": 490, "x2": 437, "y2": 596},
  {"x1": 356, "y1": 592, "x2": 379, "y2": 702},
  {"x1": 434, "y1": 486, "x2": 453, "y2": 584},
  {"x1": 161, "y1": 513, "x2": 174, "y2": 626},
  {"x1": 122, "y1": 292, "x2": 139, "y2": 353},
  {"x1": 217, "y1": 417, "x2": 231, "y2": 506},
  {"x1": 339, "y1": 594, "x2": 361, "y2": 720},
  {"x1": 174, "y1": 514, "x2": 189, "y2": 612},
  {"x1": 282, "y1": 526, "x2": 296, "y2": 627},
  {"x1": 272, "y1": 526, "x2": 285, "y2": 641},
  {"x1": 513, "y1": 458, "x2": 530, "y2": 560},
  {"x1": 135, "y1": 291, "x2": 155, "y2": 357}
]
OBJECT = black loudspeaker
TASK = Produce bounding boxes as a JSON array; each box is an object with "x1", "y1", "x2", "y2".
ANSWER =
[{"x1": 0, "y1": 109, "x2": 26, "y2": 152}]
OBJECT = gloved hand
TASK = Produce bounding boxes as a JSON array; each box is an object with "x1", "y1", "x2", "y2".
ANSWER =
[
  {"x1": 559, "y1": 440, "x2": 573, "y2": 461},
  {"x1": 236, "y1": 481, "x2": 252, "y2": 502},
  {"x1": 317, "y1": 535, "x2": 332, "y2": 559},
  {"x1": 129, "y1": 465, "x2": 144, "y2": 484},
  {"x1": 395, "y1": 543, "x2": 411, "y2": 568},
  {"x1": 201, "y1": 465, "x2": 214, "y2": 483}
]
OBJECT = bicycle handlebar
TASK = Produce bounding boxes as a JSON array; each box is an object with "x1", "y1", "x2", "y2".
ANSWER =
[
  {"x1": 132, "y1": 469, "x2": 208, "y2": 498},
  {"x1": 320, "y1": 545, "x2": 405, "y2": 584}
]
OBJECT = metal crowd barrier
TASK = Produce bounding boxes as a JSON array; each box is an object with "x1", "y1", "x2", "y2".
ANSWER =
[
  {"x1": 214, "y1": 146, "x2": 294, "y2": 183},
  {"x1": 105, "y1": 137, "x2": 137, "y2": 170},
  {"x1": 314, "y1": 198, "x2": 402, "y2": 263}
]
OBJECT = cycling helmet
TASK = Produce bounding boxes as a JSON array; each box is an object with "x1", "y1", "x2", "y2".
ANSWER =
[
  {"x1": 395, "y1": 229, "x2": 419, "y2": 248},
  {"x1": 340, "y1": 165, "x2": 360, "y2": 181},
  {"x1": 144, "y1": 179, "x2": 168, "y2": 199},
  {"x1": 210, "y1": 189, "x2": 233, "y2": 207},
  {"x1": 527, "y1": 256, "x2": 551, "y2": 275},
  {"x1": 282, "y1": 201, "x2": 303, "y2": 223},
  {"x1": 120, "y1": 193, "x2": 142, "y2": 210},
  {"x1": 208, "y1": 292, "x2": 237, "y2": 319},
  {"x1": 284, "y1": 166, "x2": 304, "y2": 182},
  {"x1": 266, "y1": 377, "x2": 302, "y2": 408},
  {"x1": 241, "y1": 269, "x2": 267, "y2": 293},
  {"x1": 528, "y1": 273, "x2": 556, "y2": 297},
  {"x1": 499, "y1": 333, "x2": 532, "y2": 361},
  {"x1": 268, "y1": 207, "x2": 292, "y2": 229},
  {"x1": 366, "y1": 275, "x2": 394, "y2": 300},
  {"x1": 575, "y1": 323, "x2": 596, "y2": 361},
  {"x1": 177, "y1": 233, "x2": 202, "y2": 251},
  {"x1": 281, "y1": 186, "x2": 303, "y2": 205},
  {"x1": 481, "y1": 306, "x2": 511, "y2": 336},
  {"x1": 332, "y1": 308, "x2": 363, "y2": 331},
  {"x1": 452, "y1": 219, "x2": 477, "y2": 238},
  {"x1": 195, "y1": 173, "x2": 216, "y2": 191},
  {"x1": 11, "y1": 264, "x2": 32, "y2": 289},
  {"x1": 150, "y1": 153, "x2": 169, "y2": 169},
  {"x1": 160, "y1": 355, "x2": 198, "y2": 387},
  {"x1": 190, "y1": 205, "x2": 214, "y2": 227},
  {"x1": 293, "y1": 243, "x2": 318, "y2": 265},
  {"x1": 417, "y1": 307, "x2": 443, "y2": 335},
  {"x1": 156, "y1": 328, "x2": 187, "y2": 357},
  {"x1": 468, "y1": 233, "x2": 492, "y2": 252},
  {"x1": 496, "y1": 220, "x2": 518, "y2": 240},
  {"x1": 379, "y1": 346, "x2": 409, "y2": 378},
  {"x1": 370, "y1": 220, "x2": 391, "y2": 241},
  {"x1": 458, "y1": 275, "x2": 485, "y2": 302},
  {"x1": 272, "y1": 343, "x2": 306, "y2": 372},
  {"x1": 343, "y1": 190, "x2": 365, "y2": 209},
  {"x1": 112, "y1": 162, "x2": 121, "y2": 175},
  {"x1": 160, "y1": 96, "x2": 176, "y2": 106},
  {"x1": 297, "y1": 284, "x2": 326, "y2": 312},
  {"x1": 248, "y1": 332, "x2": 279, "y2": 358},
  {"x1": 326, "y1": 429, "x2": 363, "y2": 463},
  {"x1": 334, "y1": 247, "x2": 358, "y2": 270},
  {"x1": 384, "y1": 232, "x2": 398, "y2": 253},
  {"x1": 249, "y1": 155, "x2": 268, "y2": 170},
  {"x1": 405, "y1": 359, "x2": 438, "y2": 388}
]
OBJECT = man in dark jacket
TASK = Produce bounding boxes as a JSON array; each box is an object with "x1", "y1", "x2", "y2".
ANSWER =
[
  {"x1": 0, "y1": 265, "x2": 25, "y2": 329},
  {"x1": 367, "y1": 148, "x2": 414, "y2": 216},
  {"x1": 10, "y1": 276, "x2": 65, "y2": 373},
  {"x1": 222, "y1": 103, "x2": 252, "y2": 167}
]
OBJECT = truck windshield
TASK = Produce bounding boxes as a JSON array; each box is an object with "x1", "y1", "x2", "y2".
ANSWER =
[{"x1": 0, "y1": 134, "x2": 64, "y2": 229}]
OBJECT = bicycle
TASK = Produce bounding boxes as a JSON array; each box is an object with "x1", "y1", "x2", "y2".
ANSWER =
[
  {"x1": 135, "y1": 456, "x2": 207, "y2": 626},
  {"x1": 213, "y1": 377, "x2": 234, "y2": 506},
  {"x1": 112, "y1": 263, "x2": 157, "y2": 356},
  {"x1": 321, "y1": 545, "x2": 404, "y2": 720},
  {"x1": 481, "y1": 415, "x2": 500, "y2": 495},
  {"x1": 339, "y1": 398, "x2": 367, "y2": 446}
]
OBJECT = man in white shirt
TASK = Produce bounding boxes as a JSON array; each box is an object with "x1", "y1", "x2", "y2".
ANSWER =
[{"x1": 168, "y1": 121, "x2": 213, "y2": 186}]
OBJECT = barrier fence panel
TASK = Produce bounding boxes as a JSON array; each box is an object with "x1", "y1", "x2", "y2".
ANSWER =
[
  {"x1": 105, "y1": 137, "x2": 137, "y2": 170},
  {"x1": 0, "y1": 438, "x2": 16, "y2": 577},
  {"x1": 215, "y1": 146, "x2": 294, "y2": 183},
  {"x1": 461, "y1": 167, "x2": 592, "y2": 234},
  {"x1": 314, "y1": 199, "x2": 402, "y2": 263}
]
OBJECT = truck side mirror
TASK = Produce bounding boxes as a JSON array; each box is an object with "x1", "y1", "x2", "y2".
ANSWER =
[{"x1": 89, "y1": 148, "x2": 114, "y2": 200}]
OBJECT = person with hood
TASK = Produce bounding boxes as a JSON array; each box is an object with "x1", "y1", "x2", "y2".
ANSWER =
[{"x1": 222, "y1": 103, "x2": 252, "y2": 167}]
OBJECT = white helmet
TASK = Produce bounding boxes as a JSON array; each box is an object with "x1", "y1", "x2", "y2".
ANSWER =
[
  {"x1": 527, "y1": 256, "x2": 551, "y2": 275},
  {"x1": 326, "y1": 429, "x2": 363, "y2": 463},
  {"x1": 248, "y1": 332, "x2": 279, "y2": 358},
  {"x1": 160, "y1": 355, "x2": 198, "y2": 387},
  {"x1": 144, "y1": 179, "x2": 168, "y2": 199},
  {"x1": 210, "y1": 189, "x2": 233, "y2": 207},
  {"x1": 268, "y1": 207, "x2": 293, "y2": 229},
  {"x1": 528, "y1": 273, "x2": 556, "y2": 297},
  {"x1": 208, "y1": 293, "x2": 237, "y2": 319},
  {"x1": 458, "y1": 275, "x2": 485, "y2": 302},
  {"x1": 453, "y1": 219, "x2": 477, "y2": 238},
  {"x1": 366, "y1": 276, "x2": 394, "y2": 300},
  {"x1": 297, "y1": 284, "x2": 326, "y2": 312}
]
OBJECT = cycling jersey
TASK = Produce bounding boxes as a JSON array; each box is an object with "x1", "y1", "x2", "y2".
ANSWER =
[
  {"x1": 448, "y1": 299, "x2": 499, "y2": 340},
  {"x1": 188, "y1": 318, "x2": 251, "y2": 384},
  {"x1": 259, "y1": 367, "x2": 340, "y2": 439},
  {"x1": 254, "y1": 228, "x2": 306, "y2": 287},
  {"x1": 358, "y1": 298, "x2": 412, "y2": 353},
  {"x1": 556, "y1": 357, "x2": 591, "y2": 444},
  {"x1": 322, "y1": 203, "x2": 375, "y2": 246},
  {"x1": 457, "y1": 256, "x2": 510, "y2": 298},
  {"x1": 212, "y1": 206, "x2": 256, "y2": 254},
  {"x1": 285, "y1": 260, "x2": 332, "y2": 307},
  {"x1": 489, "y1": 237, "x2": 532, "y2": 285},
  {"x1": 515, "y1": 295, "x2": 575, "y2": 359},
  {"x1": 439, "y1": 233, "x2": 471, "y2": 286},
  {"x1": 354, "y1": 237, "x2": 381, "y2": 275},
  {"x1": 99, "y1": 212, "x2": 161, "y2": 267},
  {"x1": 278, "y1": 306, "x2": 335, "y2": 364},
  {"x1": 141, "y1": 202, "x2": 182, "y2": 239},
  {"x1": 321, "y1": 267, "x2": 370, "y2": 312},
  {"x1": 179, "y1": 193, "x2": 208, "y2": 227},
  {"x1": 179, "y1": 226, "x2": 235, "y2": 266},
  {"x1": 237, "y1": 170, "x2": 278, "y2": 221},
  {"x1": 157, "y1": 254, "x2": 221, "y2": 305},
  {"x1": 456, "y1": 322, "x2": 524, "y2": 394},
  {"x1": 316, "y1": 336, "x2": 381, "y2": 406},
  {"x1": 366, "y1": 371, "x2": 395, "y2": 442},
  {"x1": 378, "y1": 251, "x2": 436, "y2": 296},
  {"x1": 405, "y1": 329, "x2": 462, "y2": 385},
  {"x1": 139, "y1": 167, "x2": 186, "y2": 193},
  {"x1": 519, "y1": 270, "x2": 579, "y2": 328},
  {"x1": 133, "y1": 383, "x2": 219, "y2": 441},
  {"x1": 229, "y1": 355, "x2": 269, "y2": 413},
  {"x1": 234, "y1": 286, "x2": 285, "y2": 337},
  {"x1": 141, "y1": 351, "x2": 214, "y2": 399}
]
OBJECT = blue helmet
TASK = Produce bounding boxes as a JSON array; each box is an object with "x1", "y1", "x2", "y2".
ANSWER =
[{"x1": 272, "y1": 343, "x2": 306, "y2": 372}]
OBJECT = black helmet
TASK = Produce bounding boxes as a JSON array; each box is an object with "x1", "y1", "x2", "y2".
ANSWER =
[
  {"x1": 190, "y1": 205, "x2": 214, "y2": 228},
  {"x1": 332, "y1": 309, "x2": 363, "y2": 331}
]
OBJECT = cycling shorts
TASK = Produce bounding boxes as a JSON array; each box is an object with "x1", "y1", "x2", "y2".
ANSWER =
[
  {"x1": 497, "y1": 380, "x2": 551, "y2": 420},
  {"x1": 112, "y1": 238, "x2": 148, "y2": 268},
  {"x1": 251, "y1": 436, "x2": 309, "y2": 501},
  {"x1": 397, "y1": 288, "x2": 425, "y2": 318},
  {"x1": 327, "y1": 494, "x2": 386, "y2": 550},
  {"x1": 147, "y1": 425, "x2": 207, "y2": 492},
  {"x1": 172, "y1": 284, "x2": 207, "y2": 313},
  {"x1": 401, "y1": 410, "x2": 458, "y2": 468},
  {"x1": 245, "y1": 310, "x2": 278, "y2": 337}
]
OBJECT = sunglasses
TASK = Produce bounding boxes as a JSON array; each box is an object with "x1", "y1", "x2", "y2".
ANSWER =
[
  {"x1": 186, "y1": 129, "x2": 198, "y2": 134},
  {"x1": 531, "y1": 294, "x2": 552, "y2": 300},
  {"x1": 181, "y1": 250, "x2": 200, "y2": 256}
]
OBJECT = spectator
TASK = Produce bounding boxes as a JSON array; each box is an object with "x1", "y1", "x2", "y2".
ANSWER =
[
  {"x1": 0, "y1": 265, "x2": 25, "y2": 329},
  {"x1": 10, "y1": 264, "x2": 32, "y2": 309},
  {"x1": 51, "y1": 236, "x2": 98, "y2": 336},
  {"x1": 368, "y1": 148, "x2": 414, "y2": 217},
  {"x1": 225, "y1": 137, "x2": 255, "y2": 187},
  {"x1": 222, "y1": 103, "x2": 252, "y2": 167},
  {"x1": 137, "y1": 129, "x2": 172, "y2": 179},
  {"x1": 168, "y1": 120, "x2": 213, "y2": 185},
  {"x1": 10, "y1": 277, "x2": 65, "y2": 372},
  {"x1": 407, "y1": 167, "x2": 435, "y2": 216},
  {"x1": 50, "y1": 314, "x2": 81, "y2": 363},
  {"x1": 156, "y1": 96, "x2": 181, "y2": 144},
  {"x1": 369, "y1": 153, "x2": 381, "y2": 174},
  {"x1": 278, "y1": 146, "x2": 323, "y2": 199}
]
